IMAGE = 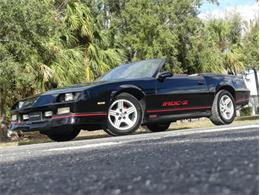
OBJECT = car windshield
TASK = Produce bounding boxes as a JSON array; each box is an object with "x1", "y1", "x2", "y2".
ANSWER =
[{"x1": 98, "y1": 59, "x2": 165, "y2": 81}]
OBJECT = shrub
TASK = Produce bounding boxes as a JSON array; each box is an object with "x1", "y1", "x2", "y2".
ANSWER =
[{"x1": 240, "y1": 107, "x2": 252, "y2": 116}]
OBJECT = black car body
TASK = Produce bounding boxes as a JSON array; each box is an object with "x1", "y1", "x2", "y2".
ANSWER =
[{"x1": 10, "y1": 59, "x2": 250, "y2": 141}]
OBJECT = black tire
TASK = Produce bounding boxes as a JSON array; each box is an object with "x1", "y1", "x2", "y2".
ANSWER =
[
  {"x1": 210, "y1": 90, "x2": 236, "y2": 125},
  {"x1": 146, "y1": 122, "x2": 171, "y2": 132},
  {"x1": 104, "y1": 93, "x2": 143, "y2": 136},
  {"x1": 46, "y1": 128, "x2": 80, "y2": 142}
]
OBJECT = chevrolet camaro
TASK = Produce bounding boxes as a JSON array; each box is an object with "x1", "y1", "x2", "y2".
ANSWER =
[{"x1": 10, "y1": 59, "x2": 250, "y2": 141}]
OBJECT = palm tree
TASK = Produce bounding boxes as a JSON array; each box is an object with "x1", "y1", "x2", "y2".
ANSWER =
[
  {"x1": 207, "y1": 15, "x2": 246, "y2": 75},
  {"x1": 59, "y1": 0, "x2": 124, "y2": 82},
  {"x1": 223, "y1": 49, "x2": 245, "y2": 74}
]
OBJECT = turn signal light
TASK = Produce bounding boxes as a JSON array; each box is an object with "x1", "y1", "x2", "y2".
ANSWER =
[
  {"x1": 11, "y1": 115, "x2": 17, "y2": 121},
  {"x1": 22, "y1": 114, "x2": 29, "y2": 121}
]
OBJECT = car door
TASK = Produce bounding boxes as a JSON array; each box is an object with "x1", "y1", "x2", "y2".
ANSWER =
[{"x1": 146, "y1": 75, "x2": 211, "y2": 115}]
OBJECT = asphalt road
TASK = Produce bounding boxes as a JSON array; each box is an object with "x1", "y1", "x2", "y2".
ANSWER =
[{"x1": 0, "y1": 124, "x2": 258, "y2": 195}]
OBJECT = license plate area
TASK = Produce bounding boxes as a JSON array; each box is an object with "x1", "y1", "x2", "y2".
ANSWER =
[{"x1": 29, "y1": 112, "x2": 42, "y2": 121}]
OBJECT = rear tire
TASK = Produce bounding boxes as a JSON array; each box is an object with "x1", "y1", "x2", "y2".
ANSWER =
[
  {"x1": 46, "y1": 128, "x2": 80, "y2": 142},
  {"x1": 104, "y1": 93, "x2": 143, "y2": 136},
  {"x1": 146, "y1": 122, "x2": 171, "y2": 132},
  {"x1": 210, "y1": 90, "x2": 236, "y2": 125}
]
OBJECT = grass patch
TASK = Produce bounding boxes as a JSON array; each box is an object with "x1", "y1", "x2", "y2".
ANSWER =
[
  {"x1": 18, "y1": 138, "x2": 51, "y2": 146},
  {"x1": 236, "y1": 115, "x2": 259, "y2": 121},
  {"x1": 169, "y1": 117, "x2": 258, "y2": 130},
  {"x1": 0, "y1": 142, "x2": 18, "y2": 148}
]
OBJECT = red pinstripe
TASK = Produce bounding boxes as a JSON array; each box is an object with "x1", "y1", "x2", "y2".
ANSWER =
[
  {"x1": 51, "y1": 113, "x2": 107, "y2": 119},
  {"x1": 146, "y1": 106, "x2": 211, "y2": 113}
]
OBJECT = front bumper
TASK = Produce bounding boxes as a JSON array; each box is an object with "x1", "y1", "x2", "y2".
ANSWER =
[
  {"x1": 10, "y1": 116, "x2": 75, "y2": 132},
  {"x1": 9, "y1": 112, "x2": 107, "y2": 133}
]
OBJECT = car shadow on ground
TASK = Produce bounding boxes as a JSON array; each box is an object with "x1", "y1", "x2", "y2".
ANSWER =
[{"x1": 1, "y1": 116, "x2": 258, "y2": 147}]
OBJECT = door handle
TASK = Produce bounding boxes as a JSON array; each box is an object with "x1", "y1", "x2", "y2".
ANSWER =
[{"x1": 198, "y1": 81, "x2": 204, "y2": 85}]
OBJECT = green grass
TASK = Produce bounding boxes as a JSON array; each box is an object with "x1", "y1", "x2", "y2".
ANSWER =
[{"x1": 0, "y1": 116, "x2": 258, "y2": 148}]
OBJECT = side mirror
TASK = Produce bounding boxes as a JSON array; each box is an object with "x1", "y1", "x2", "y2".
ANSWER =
[{"x1": 158, "y1": 71, "x2": 173, "y2": 81}]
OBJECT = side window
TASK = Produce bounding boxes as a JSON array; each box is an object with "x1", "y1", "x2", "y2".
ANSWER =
[
  {"x1": 160, "y1": 63, "x2": 185, "y2": 75},
  {"x1": 160, "y1": 63, "x2": 172, "y2": 73}
]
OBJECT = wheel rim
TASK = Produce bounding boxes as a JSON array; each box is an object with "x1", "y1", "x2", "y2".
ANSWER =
[
  {"x1": 219, "y1": 95, "x2": 234, "y2": 120},
  {"x1": 108, "y1": 99, "x2": 138, "y2": 131}
]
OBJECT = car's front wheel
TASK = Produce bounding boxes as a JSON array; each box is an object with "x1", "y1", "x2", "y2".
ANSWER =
[
  {"x1": 146, "y1": 122, "x2": 171, "y2": 132},
  {"x1": 104, "y1": 93, "x2": 143, "y2": 136},
  {"x1": 45, "y1": 128, "x2": 80, "y2": 142},
  {"x1": 210, "y1": 90, "x2": 236, "y2": 125}
]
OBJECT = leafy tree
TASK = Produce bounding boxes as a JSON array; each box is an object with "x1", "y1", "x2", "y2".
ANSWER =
[
  {"x1": 0, "y1": 0, "x2": 59, "y2": 117},
  {"x1": 241, "y1": 20, "x2": 259, "y2": 95},
  {"x1": 242, "y1": 20, "x2": 259, "y2": 70},
  {"x1": 0, "y1": 0, "x2": 124, "y2": 118},
  {"x1": 102, "y1": 0, "x2": 221, "y2": 73},
  {"x1": 187, "y1": 26, "x2": 224, "y2": 73}
]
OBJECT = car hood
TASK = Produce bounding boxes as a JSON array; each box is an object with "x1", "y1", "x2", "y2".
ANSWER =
[{"x1": 12, "y1": 81, "x2": 111, "y2": 111}]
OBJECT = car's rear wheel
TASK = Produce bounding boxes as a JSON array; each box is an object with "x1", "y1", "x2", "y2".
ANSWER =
[
  {"x1": 46, "y1": 128, "x2": 80, "y2": 142},
  {"x1": 104, "y1": 93, "x2": 143, "y2": 136},
  {"x1": 210, "y1": 90, "x2": 236, "y2": 125},
  {"x1": 146, "y1": 122, "x2": 171, "y2": 132}
]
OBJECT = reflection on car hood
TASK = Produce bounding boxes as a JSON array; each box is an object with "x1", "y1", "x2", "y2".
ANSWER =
[{"x1": 42, "y1": 81, "x2": 109, "y2": 95}]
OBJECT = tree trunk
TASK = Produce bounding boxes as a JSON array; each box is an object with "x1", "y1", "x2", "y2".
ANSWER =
[
  {"x1": 0, "y1": 88, "x2": 8, "y2": 142},
  {"x1": 0, "y1": 88, "x2": 3, "y2": 117}
]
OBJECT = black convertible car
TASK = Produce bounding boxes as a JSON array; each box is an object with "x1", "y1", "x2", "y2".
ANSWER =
[{"x1": 10, "y1": 59, "x2": 250, "y2": 141}]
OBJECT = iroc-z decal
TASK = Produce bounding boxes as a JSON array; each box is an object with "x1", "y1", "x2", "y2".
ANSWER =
[{"x1": 162, "y1": 100, "x2": 189, "y2": 107}]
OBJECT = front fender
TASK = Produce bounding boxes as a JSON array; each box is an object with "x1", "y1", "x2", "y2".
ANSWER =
[
  {"x1": 110, "y1": 85, "x2": 145, "y2": 101},
  {"x1": 215, "y1": 81, "x2": 235, "y2": 93}
]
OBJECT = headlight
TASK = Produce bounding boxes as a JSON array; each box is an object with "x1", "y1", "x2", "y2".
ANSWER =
[
  {"x1": 19, "y1": 101, "x2": 24, "y2": 109},
  {"x1": 57, "y1": 92, "x2": 82, "y2": 102},
  {"x1": 65, "y1": 93, "x2": 74, "y2": 101}
]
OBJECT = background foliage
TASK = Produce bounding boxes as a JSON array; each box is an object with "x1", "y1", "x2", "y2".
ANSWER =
[{"x1": 0, "y1": 0, "x2": 258, "y2": 119}]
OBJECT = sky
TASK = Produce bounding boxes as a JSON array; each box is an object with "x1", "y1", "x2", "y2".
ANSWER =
[{"x1": 199, "y1": 0, "x2": 259, "y2": 21}]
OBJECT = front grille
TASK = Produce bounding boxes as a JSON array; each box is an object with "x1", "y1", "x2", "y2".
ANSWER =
[{"x1": 29, "y1": 112, "x2": 42, "y2": 121}]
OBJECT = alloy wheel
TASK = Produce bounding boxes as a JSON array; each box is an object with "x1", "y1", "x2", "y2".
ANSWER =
[
  {"x1": 219, "y1": 95, "x2": 234, "y2": 120},
  {"x1": 108, "y1": 99, "x2": 138, "y2": 131}
]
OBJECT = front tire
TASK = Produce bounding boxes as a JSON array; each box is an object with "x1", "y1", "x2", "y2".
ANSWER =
[
  {"x1": 104, "y1": 93, "x2": 143, "y2": 136},
  {"x1": 146, "y1": 123, "x2": 171, "y2": 132},
  {"x1": 46, "y1": 128, "x2": 80, "y2": 142},
  {"x1": 210, "y1": 90, "x2": 236, "y2": 125}
]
